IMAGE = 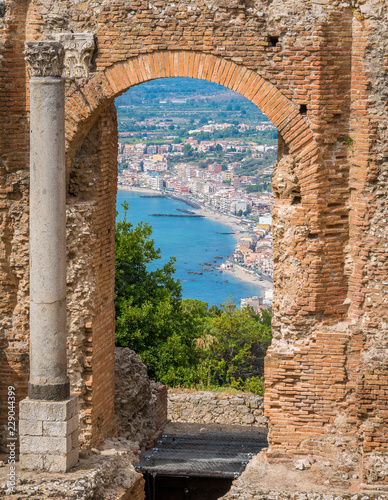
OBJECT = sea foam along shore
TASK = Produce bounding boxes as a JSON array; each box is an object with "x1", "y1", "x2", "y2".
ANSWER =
[{"x1": 117, "y1": 186, "x2": 272, "y2": 291}]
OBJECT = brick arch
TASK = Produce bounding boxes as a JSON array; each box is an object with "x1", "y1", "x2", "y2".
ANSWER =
[{"x1": 66, "y1": 51, "x2": 319, "y2": 185}]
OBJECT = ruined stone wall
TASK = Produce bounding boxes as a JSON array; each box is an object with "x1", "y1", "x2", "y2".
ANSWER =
[
  {"x1": 66, "y1": 102, "x2": 118, "y2": 446},
  {"x1": 168, "y1": 390, "x2": 267, "y2": 427},
  {"x1": 0, "y1": 0, "x2": 30, "y2": 451},
  {"x1": 0, "y1": 0, "x2": 387, "y2": 492},
  {"x1": 115, "y1": 348, "x2": 168, "y2": 449}
]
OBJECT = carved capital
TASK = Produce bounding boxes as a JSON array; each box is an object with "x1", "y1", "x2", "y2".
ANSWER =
[
  {"x1": 25, "y1": 41, "x2": 64, "y2": 78},
  {"x1": 50, "y1": 33, "x2": 95, "y2": 79}
]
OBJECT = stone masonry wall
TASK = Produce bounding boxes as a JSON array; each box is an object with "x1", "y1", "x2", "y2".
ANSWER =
[
  {"x1": 65, "y1": 102, "x2": 118, "y2": 447},
  {"x1": 168, "y1": 390, "x2": 267, "y2": 427},
  {"x1": 0, "y1": 0, "x2": 387, "y2": 493}
]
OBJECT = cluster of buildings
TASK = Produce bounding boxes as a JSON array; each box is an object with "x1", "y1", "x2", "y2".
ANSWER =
[
  {"x1": 232, "y1": 220, "x2": 273, "y2": 279},
  {"x1": 187, "y1": 120, "x2": 276, "y2": 135},
  {"x1": 117, "y1": 128, "x2": 275, "y2": 303}
]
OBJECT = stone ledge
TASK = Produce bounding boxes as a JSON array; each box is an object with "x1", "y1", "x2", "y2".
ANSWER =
[
  {"x1": 168, "y1": 390, "x2": 267, "y2": 427},
  {"x1": 220, "y1": 454, "x2": 388, "y2": 500},
  {"x1": 0, "y1": 438, "x2": 142, "y2": 498}
]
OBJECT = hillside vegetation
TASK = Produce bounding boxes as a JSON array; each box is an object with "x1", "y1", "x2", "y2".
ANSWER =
[{"x1": 115, "y1": 203, "x2": 272, "y2": 395}]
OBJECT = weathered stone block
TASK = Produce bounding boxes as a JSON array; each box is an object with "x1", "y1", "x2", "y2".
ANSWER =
[
  {"x1": 43, "y1": 447, "x2": 79, "y2": 473},
  {"x1": 42, "y1": 414, "x2": 79, "y2": 437},
  {"x1": 230, "y1": 398, "x2": 245, "y2": 405},
  {"x1": 20, "y1": 396, "x2": 78, "y2": 422},
  {"x1": 242, "y1": 414, "x2": 255, "y2": 424},
  {"x1": 71, "y1": 429, "x2": 79, "y2": 449},
  {"x1": 237, "y1": 406, "x2": 249, "y2": 414},
  {"x1": 20, "y1": 434, "x2": 72, "y2": 454},
  {"x1": 19, "y1": 453, "x2": 45, "y2": 470},
  {"x1": 19, "y1": 396, "x2": 79, "y2": 472},
  {"x1": 19, "y1": 419, "x2": 43, "y2": 436}
]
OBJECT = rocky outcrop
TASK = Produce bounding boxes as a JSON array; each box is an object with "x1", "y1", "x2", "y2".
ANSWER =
[{"x1": 115, "y1": 347, "x2": 167, "y2": 448}]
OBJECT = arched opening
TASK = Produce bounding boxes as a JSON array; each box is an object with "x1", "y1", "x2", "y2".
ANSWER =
[
  {"x1": 113, "y1": 76, "x2": 277, "y2": 499},
  {"x1": 3, "y1": 1, "x2": 384, "y2": 491},
  {"x1": 115, "y1": 76, "x2": 275, "y2": 306},
  {"x1": 64, "y1": 51, "x2": 319, "y2": 450}
]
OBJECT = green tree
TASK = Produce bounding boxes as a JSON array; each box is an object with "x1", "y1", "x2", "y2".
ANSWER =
[
  {"x1": 246, "y1": 184, "x2": 262, "y2": 193},
  {"x1": 205, "y1": 301, "x2": 272, "y2": 393},
  {"x1": 115, "y1": 202, "x2": 200, "y2": 383},
  {"x1": 183, "y1": 144, "x2": 194, "y2": 157}
]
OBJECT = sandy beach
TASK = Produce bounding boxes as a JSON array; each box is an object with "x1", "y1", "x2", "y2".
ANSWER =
[
  {"x1": 218, "y1": 261, "x2": 273, "y2": 291},
  {"x1": 194, "y1": 206, "x2": 246, "y2": 241},
  {"x1": 118, "y1": 185, "x2": 158, "y2": 195}
]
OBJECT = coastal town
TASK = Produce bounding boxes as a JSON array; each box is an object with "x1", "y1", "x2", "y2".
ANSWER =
[
  {"x1": 117, "y1": 135, "x2": 275, "y2": 310},
  {"x1": 115, "y1": 78, "x2": 276, "y2": 310}
]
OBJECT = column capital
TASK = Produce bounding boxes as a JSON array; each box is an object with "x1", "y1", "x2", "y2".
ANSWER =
[
  {"x1": 25, "y1": 34, "x2": 95, "y2": 80},
  {"x1": 25, "y1": 41, "x2": 64, "y2": 78},
  {"x1": 49, "y1": 33, "x2": 95, "y2": 79}
]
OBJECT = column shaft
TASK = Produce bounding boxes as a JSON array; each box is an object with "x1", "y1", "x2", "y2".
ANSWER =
[{"x1": 29, "y1": 77, "x2": 69, "y2": 401}]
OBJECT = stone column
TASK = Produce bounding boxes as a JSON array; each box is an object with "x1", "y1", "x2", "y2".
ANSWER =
[
  {"x1": 19, "y1": 40, "x2": 78, "y2": 473},
  {"x1": 27, "y1": 44, "x2": 69, "y2": 401}
]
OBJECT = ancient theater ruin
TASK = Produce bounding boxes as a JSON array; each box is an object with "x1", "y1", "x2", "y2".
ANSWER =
[{"x1": 0, "y1": 0, "x2": 387, "y2": 497}]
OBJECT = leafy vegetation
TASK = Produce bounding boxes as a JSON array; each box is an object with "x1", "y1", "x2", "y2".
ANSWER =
[
  {"x1": 115, "y1": 204, "x2": 272, "y2": 394},
  {"x1": 115, "y1": 202, "x2": 199, "y2": 384}
]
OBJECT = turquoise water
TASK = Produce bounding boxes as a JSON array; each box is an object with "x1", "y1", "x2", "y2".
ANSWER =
[{"x1": 116, "y1": 190, "x2": 262, "y2": 306}]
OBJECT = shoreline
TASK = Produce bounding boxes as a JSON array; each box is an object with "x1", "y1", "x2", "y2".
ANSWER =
[
  {"x1": 117, "y1": 186, "x2": 273, "y2": 293},
  {"x1": 218, "y1": 261, "x2": 273, "y2": 291},
  {"x1": 194, "y1": 206, "x2": 246, "y2": 242},
  {"x1": 118, "y1": 185, "x2": 158, "y2": 195},
  {"x1": 118, "y1": 186, "x2": 245, "y2": 238}
]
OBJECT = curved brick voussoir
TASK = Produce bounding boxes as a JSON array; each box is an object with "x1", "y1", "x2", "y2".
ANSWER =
[{"x1": 66, "y1": 51, "x2": 315, "y2": 158}]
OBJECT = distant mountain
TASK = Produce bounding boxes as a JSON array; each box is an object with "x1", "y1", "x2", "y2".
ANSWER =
[{"x1": 116, "y1": 77, "x2": 250, "y2": 105}]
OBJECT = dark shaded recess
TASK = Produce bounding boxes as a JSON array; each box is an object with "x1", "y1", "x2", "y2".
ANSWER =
[
  {"x1": 269, "y1": 36, "x2": 279, "y2": 47},
  {"x1": 299, "y1": 104, "x2": 307, "y2": 115},
  {"x1": 138, "y1": 430, "x2": 268, "y2": 500},
  {"x1": 143, "y1": 475, "x2": 233, "y2": 500}
]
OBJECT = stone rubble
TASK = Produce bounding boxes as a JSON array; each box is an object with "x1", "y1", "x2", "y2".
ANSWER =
[
  {"x1": 115, "y1": 347, "x2": 164, "y2": 448},
  {"x1": 0, "y1": 438, "x2": 143, "y2": 500}
]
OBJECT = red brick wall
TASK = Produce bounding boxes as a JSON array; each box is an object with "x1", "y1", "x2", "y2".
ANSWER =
[
  {"x1": 0, "y1": 2, "x2": 387, "y2": 490},
  {"x1": 65, "y1": 103, "x2": 118, "y2": 446},
  {"x1": 155, "y1": 385, "x2": 168, "y2": 431},
  {"x1": 0, "y1": 0, "x2": 30, "y2": 452},
  {"x1": 89, "y1": 104, "x2": 118, "y2": 445}
]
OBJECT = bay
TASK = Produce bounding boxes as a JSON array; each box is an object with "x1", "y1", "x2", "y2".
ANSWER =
[{"x1": 116, "y1": 190, "x2": 262, "y2": 306}]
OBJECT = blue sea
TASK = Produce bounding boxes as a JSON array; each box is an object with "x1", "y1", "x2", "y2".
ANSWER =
[{"x1": 116, "y1": 190, "x2": 262, "y2": 306}]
